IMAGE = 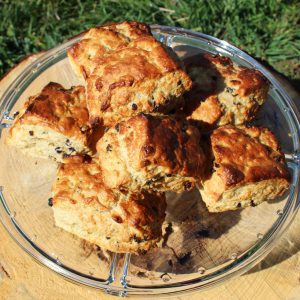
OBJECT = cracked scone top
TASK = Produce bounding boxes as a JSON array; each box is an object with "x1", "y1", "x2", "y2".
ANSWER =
[
  {"x1": 96, "y1": 113, "x2": 207, "y2": 193},
  {"x1": 51, "y1": 156, "x2": 166, "y2": 254},
  {"x1": 183, "y1": 54, "x2": 269, "y2": 128},
  {"x1": 68, "y1": 21, "x2": 153, "y2": 78},
  {"x1": 199, "y1": 125, "x2": 290, "y2": 212},
  {"x1": 68, "y1": 21, "x2": 192, "y2": 126},
  {"x1": 6, "y1": 82, "x2": 92, "y2": 162}
]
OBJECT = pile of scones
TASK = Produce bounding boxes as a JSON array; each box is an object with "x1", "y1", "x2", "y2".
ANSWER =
[{"x1": 6, "y1": 21, "x2": 290, "y2": 254}]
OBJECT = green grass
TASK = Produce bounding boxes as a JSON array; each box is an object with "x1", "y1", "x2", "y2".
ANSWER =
[{"x1": 0, "y1": 0, "x2": 299, "y2": 83}]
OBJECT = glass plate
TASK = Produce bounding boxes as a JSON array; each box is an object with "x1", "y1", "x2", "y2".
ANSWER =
[{"x1": 0, "y1": 25, "x2": 299, "y2": 297}]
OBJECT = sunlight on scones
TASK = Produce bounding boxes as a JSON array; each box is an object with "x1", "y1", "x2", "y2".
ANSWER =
[
  {"x1": 96, "y1": 113, "x2": 207, "y2": 193},
  {"x1": 199, "y1": 125, "x2": 290, "y2": 212},
  {"x1": 6, "y1": 83, "x2": 92, "y2": 162},
  {"x1": 68, "y1": 21, "x2": 192, "y2": 126},
  {"x1": 51, "y1": 156, "x2": 166, "y2": 254}
]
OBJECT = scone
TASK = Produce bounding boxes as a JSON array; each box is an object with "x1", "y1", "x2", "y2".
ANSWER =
[
  {"x1": 51, "y1": 156, "x2": 166, "y2": 254},
  {"x1": 96, "y1": 113, "x2": 207, "y2": 193},
  {"x1": 68, "y1": 21, "x2": 192, "y2": 126},
  {"x1": 6, "y1": 83, "x2": 92, "y2": 162},
  {"x1": 68, "y1": 21, "x2": 152, "y2": 79},
  {"x1": 184, "y1": 54, "x2": 269, "y2": 128},
  {"x1": 199, "y1": 125, "x2": 290, "y2": 212}
]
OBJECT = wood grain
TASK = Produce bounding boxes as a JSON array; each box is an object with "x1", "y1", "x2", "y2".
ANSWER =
[{"x1": 0, "y1": 53, "x2": 300, "y2": 300}]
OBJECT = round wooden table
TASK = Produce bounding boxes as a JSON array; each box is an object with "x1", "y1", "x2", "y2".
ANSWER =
[{"x1": 0, "y1": 53, "x2": 300, "y2": 300}]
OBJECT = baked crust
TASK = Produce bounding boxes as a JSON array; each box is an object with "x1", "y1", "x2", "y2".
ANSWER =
[
  {"x1": 7, "y1": 82, "x2": 92, "y2": 161},
  {"x1": 96, "y1": 113, "x2": 207, "y2": 193},
  {"x1": 184, "y1": 54, "x2": 269, "y2": 128},
  {"x1": 68, "y1": 21, "x2": 192, "y2": 126},
  {"x1": 52, "y1": 156, "x2": 166, "y2": 254},
  {"x1": 68, "y1": 21, "x2": 152, "y2": 79},
  {"x1": 199, "y1": 125, "x2": 290, "y2": 212}
]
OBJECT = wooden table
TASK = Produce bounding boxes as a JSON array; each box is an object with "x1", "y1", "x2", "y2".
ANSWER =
[{"x1": 0, "y1": 53, "x2": 300, "y2": 300}]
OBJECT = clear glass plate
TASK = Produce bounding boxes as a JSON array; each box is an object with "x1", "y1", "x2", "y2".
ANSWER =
[{"x1": 0, "y1": 25, "x2": 299, "y2": 297}]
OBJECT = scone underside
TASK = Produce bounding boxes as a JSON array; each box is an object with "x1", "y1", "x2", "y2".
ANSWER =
[
  {"x1": 201, "y1": 178, "x2": 289, "y2": 212},
  {"x1": 8, "y1": 124, "x2": 89, "y2": 161},
  {"x1": 53, "y1": 205, "x2": 158, "y2": 253}
]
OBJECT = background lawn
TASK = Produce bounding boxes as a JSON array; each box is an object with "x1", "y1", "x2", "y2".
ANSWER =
[{"x1": 0, "y1": 0, "x2": 299, "y2": 87}]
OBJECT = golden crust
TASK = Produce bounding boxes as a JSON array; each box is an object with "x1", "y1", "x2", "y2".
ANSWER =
[
  {"x1": 11, "y1": 82, "x2": 90, "y2": 142},
  {"x1": 52, "y1": 155, "x2": 166, "y2": 254},
  {"x1": 96, "y1": 113, "x2": 207, "y2": 193},
  {"x1": 189, "y1": 95, "x2": 222, "y2": 126},
  {"x1": 199, "y1": 125, "x2": 290, "y2": 212},
  {"x1": 184, "y1": 54, "x2": 269, "y2": 128},
  {"x1": 7, "y1": 82, "x2": 92, "y2": 161},
  {"x1": 68, "y1": 21, "x2": 192, "y2": 126},
  {"x1": 67, "y1": 21, "x2": 152, "y2": 78}
]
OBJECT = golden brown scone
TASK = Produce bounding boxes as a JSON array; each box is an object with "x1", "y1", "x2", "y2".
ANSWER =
[
  {"x1": 6, "y1": 83, "x2": 92, "y2": 162},
  {"x1": 96, "y1": 113, "x2": 207, "y2": 193},
  {"x1": 68, "y1": 21, "x2": 152, "y2": 79},
  {"x1": 184, "y1": 54, "x2": 269, "y2": 128},
  {"x1": 68, "y1": 21, "x2": 192, "y2": 126},
  {"x1": 51, "y1": 156, "x2": 166, "y2": 254},
  {"x1": 199, "y1": 126, "x2": 290, "y2": 212}
]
